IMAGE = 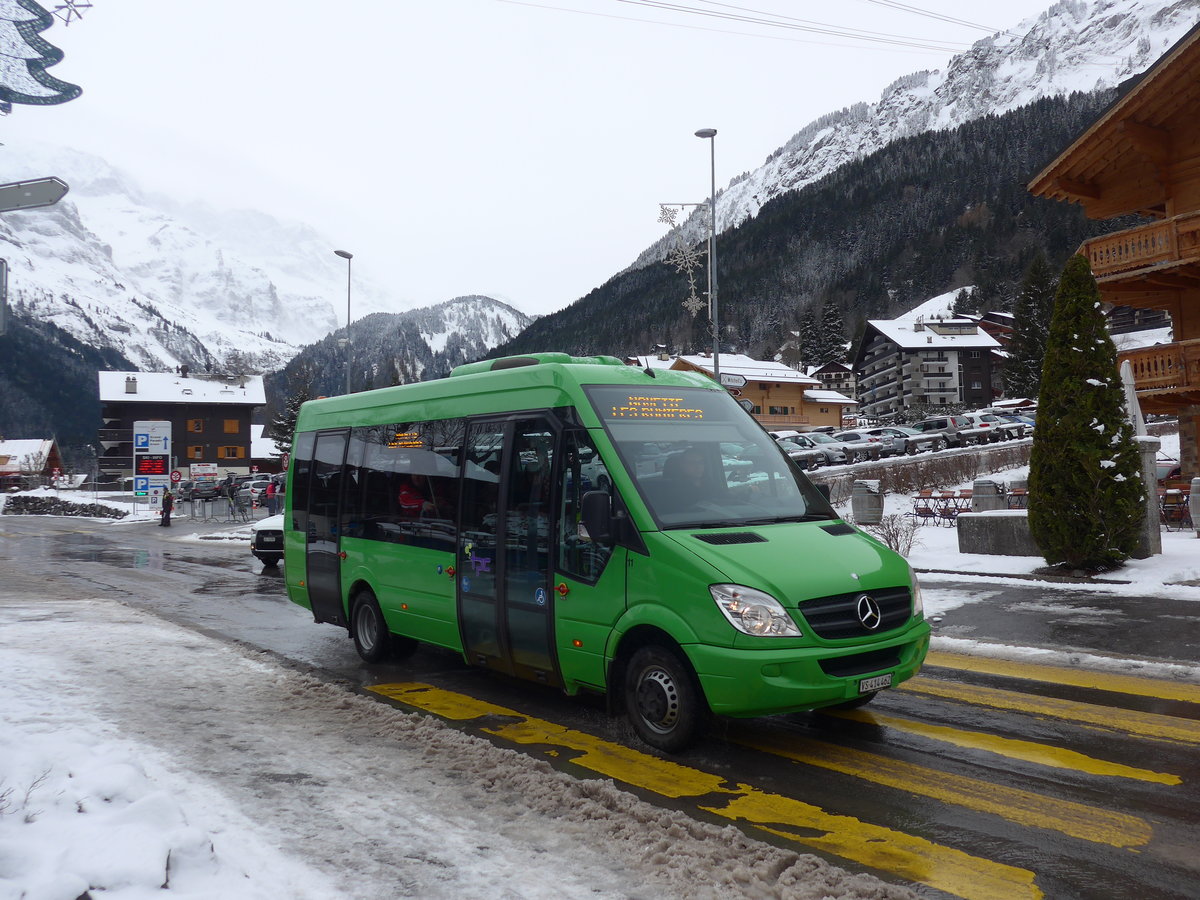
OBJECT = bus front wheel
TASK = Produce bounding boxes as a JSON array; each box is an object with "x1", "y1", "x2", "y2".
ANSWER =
[
  {"x1": 351, "y1": 589, "x2": 392, "y2": 663},
  {"x1": 624, "y1": 645, "x2": 704, "y2": 753}
]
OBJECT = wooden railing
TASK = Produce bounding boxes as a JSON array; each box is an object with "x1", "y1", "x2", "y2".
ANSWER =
[
  {"x1": 1118, "y1": 338, "x2": 1200, "y2": 393},
  {"x1": 1084, "y1": 212, "x2": 1200, "y2": 276}
]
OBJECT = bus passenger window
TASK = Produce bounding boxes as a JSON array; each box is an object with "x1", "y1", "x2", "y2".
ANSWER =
[{"x1": 558, "y1": 431, "x2": 614, "y2": 582}]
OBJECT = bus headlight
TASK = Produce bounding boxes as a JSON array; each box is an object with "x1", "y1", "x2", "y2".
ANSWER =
[
  {"x1": 710, "y1": 584, "x2": 801, "y2": 637},
  {"x1": 909, "y1": 567, "x2": 924, "y2": 618}
]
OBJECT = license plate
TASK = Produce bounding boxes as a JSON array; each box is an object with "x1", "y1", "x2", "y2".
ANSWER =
[
  {"x1": 859, "y1": 673, "x2": 893, "y2": 693},
  {"x1": 258, "y1": 536, "x2": 281, "y2": 547}
]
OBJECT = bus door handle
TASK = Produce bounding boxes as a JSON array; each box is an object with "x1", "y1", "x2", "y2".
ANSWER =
[{"x1": 338, "y1": 551, "x2": 347, "y2": 560}]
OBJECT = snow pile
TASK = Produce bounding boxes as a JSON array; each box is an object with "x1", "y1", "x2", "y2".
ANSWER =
[{"x1": 0, "y1": 597, "x2": 917, "y2": 900}]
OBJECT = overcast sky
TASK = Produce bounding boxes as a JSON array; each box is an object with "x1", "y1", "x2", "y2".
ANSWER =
[{"x1": 12, "y1": 0, "x2": 1058, "y2": 316}]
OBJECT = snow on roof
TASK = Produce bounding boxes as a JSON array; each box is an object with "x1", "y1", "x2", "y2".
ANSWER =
[
  {"x1": 674, "y1": 354, "x2": 820, "y2": 385},
  {"x1": 0, "y1": 439, "x2": 54, "y2": 474},
  {"x1": 804, "y1": 390, "x2": 857, "y2": 405},
  {"x1": 250, "y1": 424, "x2": 284, "y2": 459},
  {"x1": 1112, "y1": 326, "x2": 1173, "y2": 352},
  {"x1": 98, "y1": 372, "x2": 266, "y2": 406},
  {"x1": 626, "y1": 354, "x2": 677, "y2": 370}
]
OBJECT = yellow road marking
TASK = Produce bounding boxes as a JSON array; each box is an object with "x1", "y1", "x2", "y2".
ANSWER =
[
  {"x1": 732, "y1": 728, "x2": 1151, "y2": 847},
  {"x1": 902, "y1": 677, "x2": 1200, "y2": 745},
  {"x1": 832, "y1": 709, "x2": 1181, "y2": 785},
  {"x1": 370, "y1": 682, "x2": 1042, "y2": 900},
  {"x1": 925, "y1": 650, "x2": 1200, "y2": 705}
]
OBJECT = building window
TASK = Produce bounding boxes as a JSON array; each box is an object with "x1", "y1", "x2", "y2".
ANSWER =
[
  {"x1": 969, "y1": 350, "x2": 980, "y2": 358},
  {"x1": 187, "y1": 418, "x2": 203, "y2": 433},
  {"x1": 768, "y1": 406, "x2": 789, "y2": 415},
  {"x1": 752, "y1": 405, "x2": 762, "y2": 414},
  {"x1": 820, "y1": 407, "x2": 830, "y2": 414},
  {"x1": 223, "y1": 419, "x2": 239, "y2": 434},
  {"x1": 219, "y1": 446, "x2": 245, "y2": 459},
  {"x1": 971, "y1": 381, "x2": 983, "y2": 390},
  {"x1": 187, "y1": 445, "x2": 203, "y2": 459}
]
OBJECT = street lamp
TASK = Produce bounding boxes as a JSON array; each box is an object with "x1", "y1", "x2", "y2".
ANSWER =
[
  {"x1": 695, "y1": 128, "x2": 718, "y2": 380},
  {"x1": 334, "y1": 249, "x2": 353, "y2": 394}
]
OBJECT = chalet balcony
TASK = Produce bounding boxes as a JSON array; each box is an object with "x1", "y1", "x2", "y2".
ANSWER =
[
  {"x1": 1083, "y1": 213, "x2": 1200, "y2": 292},
  {"x1": 754, "y1": 413, "x2": 813, "y2": 430},
  {"x1": 1117, "y1": 338, "x2": 1200, "y2": 413}
]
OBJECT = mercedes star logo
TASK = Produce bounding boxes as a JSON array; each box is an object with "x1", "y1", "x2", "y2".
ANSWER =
[{"x1": 856, "y1": 594, "x2": 882, "y2": 630}]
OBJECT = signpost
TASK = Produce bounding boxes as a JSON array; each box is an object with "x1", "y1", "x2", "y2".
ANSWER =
[
  {"x1": 0, "y1": 178, "x2": 70, "y2": 213},
  {"x1": 133, "y1": 420, "x2": 172, "y2": 505},
  {"x1": 719, "y1": 373, "x2": 747, "y2": 389}
]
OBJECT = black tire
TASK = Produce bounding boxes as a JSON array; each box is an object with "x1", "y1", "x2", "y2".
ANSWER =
[
  {"x1": 351, "y1": 589, "x2": 392, "y2": 663},
  {"x1": 625, "y1": 645, "x2": 706, "y2": 752},
  {"x1": 827, "y1": 691, "x2": 878, "y2": 711}
]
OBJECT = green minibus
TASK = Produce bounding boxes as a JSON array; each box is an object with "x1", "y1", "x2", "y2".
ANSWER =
[{"x1": 284, "y1": 353, "x2": 929, "y2": 751}]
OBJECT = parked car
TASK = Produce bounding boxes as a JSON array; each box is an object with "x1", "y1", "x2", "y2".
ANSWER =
[
  {"x1": 863, "y1": 426, "x2": 946, "y2": 455},
  {"x1": 832, "y1": 430, "x2": 887, "y2": 461},
  {"x1": 236, "y1": 478, "x2": 273, "y2": 506},
  {"x1": 781, "y1": 431, "x2": 855, "y2": 465},
  {"x1": 774, "y1": 436, "x2": 825, "y2": 471},
  {"x1": 250, "y1": 513, "x2": 284, "y2": 566},
  {"x1": 961, "y1": 413, "x2": 1023, "y2": 443},
  {"x1": 909, "y1": 415, "x2": 975, "y2": 447},
  {"x1": 177, "y1": 479, "x2": 220, "y2": 501},
  {"x1": 995, "y1": 414, "x2": 1034, "y2": 437}
]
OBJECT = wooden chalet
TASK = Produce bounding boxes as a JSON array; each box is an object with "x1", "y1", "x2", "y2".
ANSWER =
[{"x1": 1029, "y1": 22, "x2": 1200, "y2": 474}]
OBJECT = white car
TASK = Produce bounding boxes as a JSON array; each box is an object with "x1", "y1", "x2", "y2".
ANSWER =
[{"x1": 251, "y1": 514, "x2": 285, "y2": 566}]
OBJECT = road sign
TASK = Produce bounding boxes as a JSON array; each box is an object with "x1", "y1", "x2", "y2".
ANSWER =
[
  {"x1": 170, "y1": 470, "x2": 182, "y2": 483},
  {"x1": 0, "y1": 178, "x2": 69, "y2": 213},
  {"x1": 134, "y1": 476, "x2": 150, "y2": 497},
  {"x1": 738, "y1": 399, "x2": 755, "y2": 412},
  {"x1": 720, "y1": 373, "x2": 747, "y2": 388}
]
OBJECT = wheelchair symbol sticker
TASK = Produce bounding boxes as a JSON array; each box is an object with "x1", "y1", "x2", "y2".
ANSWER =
[{"x1": 534, "y1": 588, "x2": 547, "y2": 607}]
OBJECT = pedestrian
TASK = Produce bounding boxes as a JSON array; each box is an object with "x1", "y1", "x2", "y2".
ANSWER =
[
  {"x1": 159, "y1": 489, "x2": 174, "y2": 527},
  {"x1": 265, "y1": 479, "x2": 277, "y2": 515}
]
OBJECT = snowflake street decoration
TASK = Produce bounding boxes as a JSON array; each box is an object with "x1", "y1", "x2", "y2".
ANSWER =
[
  {"x1": 659, "y1": 202, "x2": 710, "y2": 318},
  {"x1": 52, "y1": 1, "x2": 91, "y2": 26},
  {"x1": 0, "y1": 0, "x2": 82, "y2": 106},
  {"x1": 666, "y1": 233, "x2": 707, "y2": 318}
]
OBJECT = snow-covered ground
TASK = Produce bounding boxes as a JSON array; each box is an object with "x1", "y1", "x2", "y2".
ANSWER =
[{"x1": 2, "y1": 437, "x2": 1195, "y2": 899}]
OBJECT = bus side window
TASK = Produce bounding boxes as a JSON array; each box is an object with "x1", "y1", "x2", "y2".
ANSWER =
[{"x1": 558, "y1": 431, "x2": 614, "y2": 583}]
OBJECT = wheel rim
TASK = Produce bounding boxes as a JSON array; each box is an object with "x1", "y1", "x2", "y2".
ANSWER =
[
  {"x1": 634, "y1": 665, "x2": 680, "y2": 734},
  {"x1": 356, "y1": 602, "x2": 379, "y2": 652}
]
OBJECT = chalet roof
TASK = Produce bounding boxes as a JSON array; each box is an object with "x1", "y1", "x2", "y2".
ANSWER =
[
  {"x1": 804, "y1": 389, "x2": 856, "y2": 406},
  {"x1": 673, "y1": 354, "x2": 820, "y2": 386},
  {"x1": 250, "y1": 425, "x2": 284, "y2": 459},
  {"x1": 98, "y1": 372, "x2": 266, "y2": 406},
  {"x1": 1028, "y1": 20, "x2": 1200, "y2": 217},
  {"x1": 0, "y1": 439, "x2": 55, "y2": 475}
]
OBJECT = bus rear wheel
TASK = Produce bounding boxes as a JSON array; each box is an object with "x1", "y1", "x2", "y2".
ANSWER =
[
  {"x1": 351, "y1": 589, "x2": 392, "y2": 663},
  {"x1": 624, "y1": 645, "x2": 704, "y2": 753}
]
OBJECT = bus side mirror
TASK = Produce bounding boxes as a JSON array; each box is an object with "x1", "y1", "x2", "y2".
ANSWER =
[{"x1": 581, "y1": 490, "x2": 614, "y2": 544}]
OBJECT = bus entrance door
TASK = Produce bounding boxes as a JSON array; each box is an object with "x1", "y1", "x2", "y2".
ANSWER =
[
  {"x1": 458, "y1": 419, "x2": 561, "y2": 687},
  {"x1": 306, "y1": 430, "x2": 350, "y2": 626}
]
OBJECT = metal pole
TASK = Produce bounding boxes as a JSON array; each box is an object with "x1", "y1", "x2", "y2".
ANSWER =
[
  {"x1": 335, "y1": 250, "x2": 353, "y2": 394},
  {"x1": 695, "y1": 129, "x2": 718, "y2": 380}
]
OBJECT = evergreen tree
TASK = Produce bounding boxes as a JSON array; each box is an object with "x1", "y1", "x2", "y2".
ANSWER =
[
  {"x1": 1027, "y1": 255, "x2": 1143, "y2": 570},
  {"x1": 817, "y1": 303, "x2": 847, "y2": 364},
  {"x1": 795, "y1": 307, "x2": 819, "y2": 365},
  {"x1": 270, "y1": 372, "x2": 315, "y2": 455},
  {"x1": 952, "y1": 288, "x2": 977, "y2": 317},
  {"x1": 1006, "y1": 253, "x2": 1057, "y2": 398}
]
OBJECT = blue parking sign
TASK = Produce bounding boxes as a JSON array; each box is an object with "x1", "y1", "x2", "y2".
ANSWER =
[
  {"x1": 134, "y1": 476, "x2": 149, "y2": 496},
  {"x1": 134, "y1": 433, "x2": 149, "y2": 449}
]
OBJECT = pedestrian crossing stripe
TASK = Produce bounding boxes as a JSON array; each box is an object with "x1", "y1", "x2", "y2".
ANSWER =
[
  {"x1": 830, "y1": 708, "x2": 1181, "y2": 785},
  {"x1": 370, "y1": 682, "x2": 1042, "y2": 900},
  {"x1": 924, "y1": 650, "x2": 1200, "y2": 704},
  {"x1": 729, "y1": 728, "x2": 1152, "y2": 847},
  {"x1": 902, "y1": 677, "x2": 1200, "y2": 745}
]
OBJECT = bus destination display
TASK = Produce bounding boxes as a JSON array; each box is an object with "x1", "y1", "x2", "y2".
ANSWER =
[{"x1": 606, "y1": 395, "x2": 705, "y2": 421}]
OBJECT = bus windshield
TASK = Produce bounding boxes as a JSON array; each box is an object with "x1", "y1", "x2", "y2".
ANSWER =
[{"x1": 585, "y1": 385, "x2": 836, "y2": 529}]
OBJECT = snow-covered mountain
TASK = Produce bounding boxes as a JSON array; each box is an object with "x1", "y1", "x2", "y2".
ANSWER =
[
  {"x1": 0, "y1": 139, "x2": 410, "y2": 373},
  {"x1": 633, "y1": 0, "x2": 1200, "y2": 270}
]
